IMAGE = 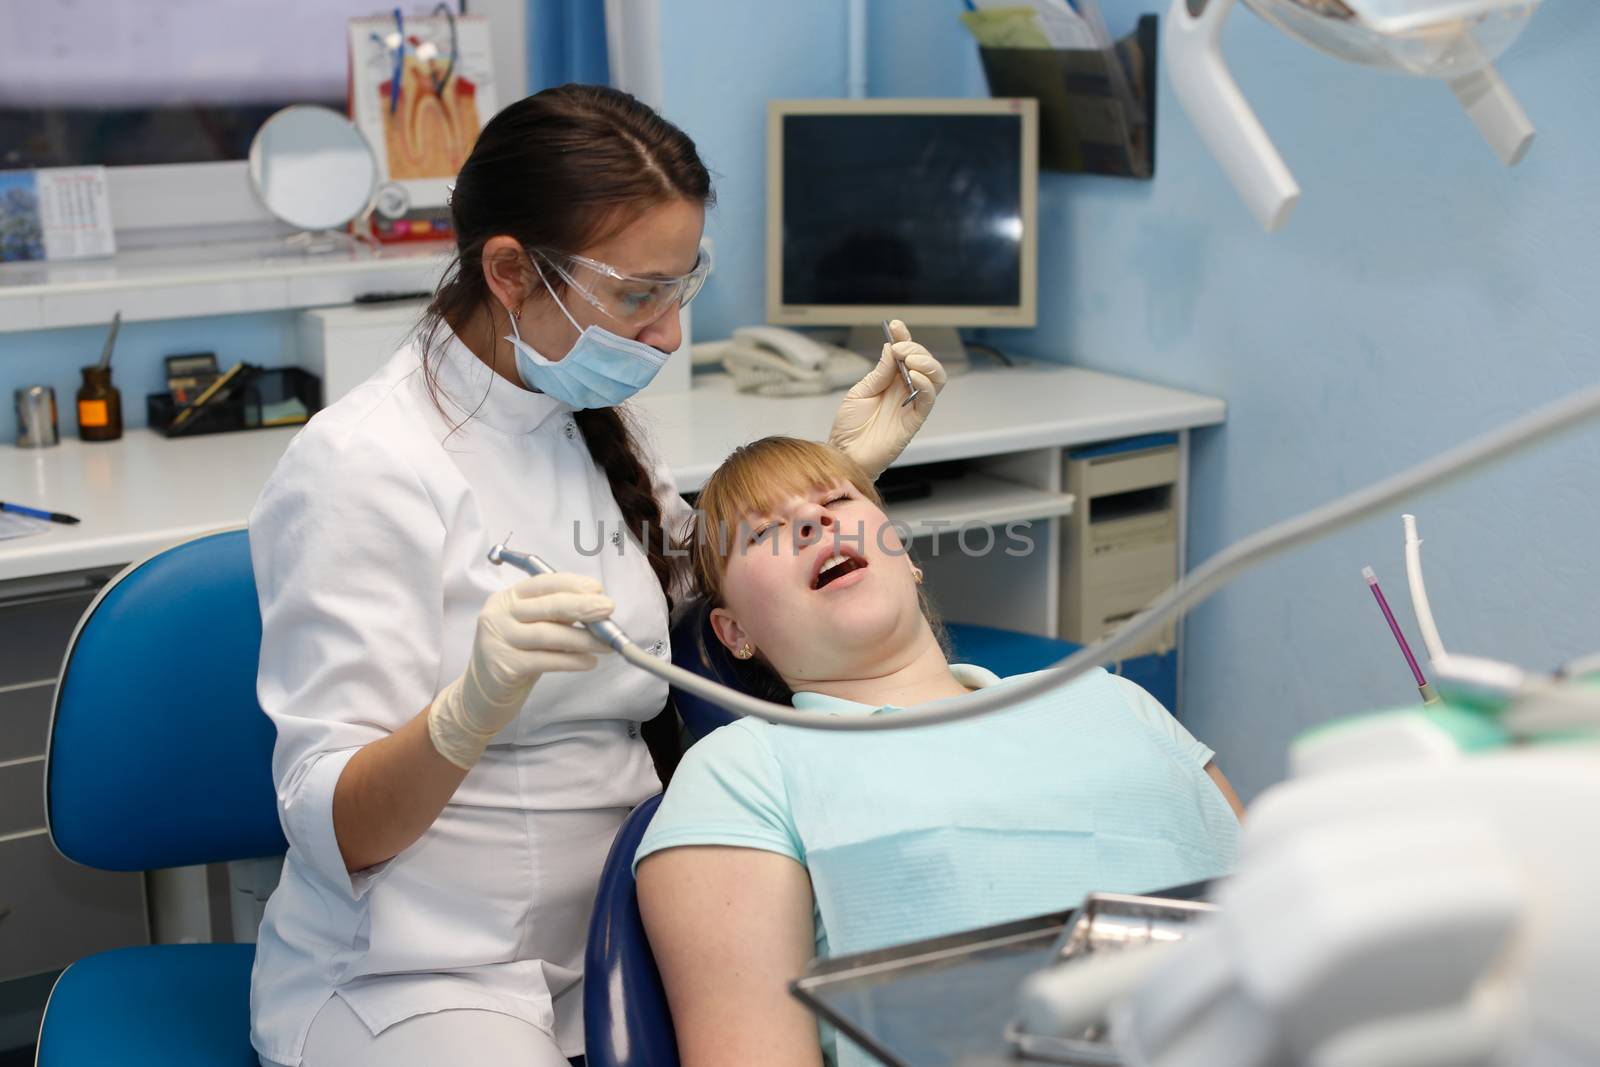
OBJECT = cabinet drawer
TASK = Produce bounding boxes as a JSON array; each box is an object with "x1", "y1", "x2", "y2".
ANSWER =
[
  {"x1": 0, "y1": 758, "x2": 45, "y2": 836},
  {"x1": 0, "y1": 831, "x2": 147, "y2": 982},
  {"x1": 0, "y1": 589, "x2": 97, "y2": 689},
  {"x1": 0, "y1": 680, "x2": 53, "y2": 763}
]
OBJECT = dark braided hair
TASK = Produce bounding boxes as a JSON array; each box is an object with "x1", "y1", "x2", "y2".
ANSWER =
[{"x1": 417, "y1": 84, "x2": 713, "y2": 608}]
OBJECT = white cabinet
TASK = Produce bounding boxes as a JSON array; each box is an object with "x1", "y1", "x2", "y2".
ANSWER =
[{"x1": 0, "y1": 569, "x2": 148, "y2": 982}]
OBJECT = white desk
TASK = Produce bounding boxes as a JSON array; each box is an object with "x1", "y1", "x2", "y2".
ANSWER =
[
  {"x1": 640, "y1": 363, "x2": 1224, "y2": 489},
  {"x1": 0, "y1": 361, "x2": 1224, "y2": 590}
]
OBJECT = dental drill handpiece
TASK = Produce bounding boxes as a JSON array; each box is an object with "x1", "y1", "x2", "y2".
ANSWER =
[
  {"x1": 487, "y1": 541, "x2": 633, "y2": 653},
  {"x1": 488, "y1": 538, "x2": 819, "y2": 721},
  {"x1": 881, "y1": 318, "x2": 919, "y2": 408}
]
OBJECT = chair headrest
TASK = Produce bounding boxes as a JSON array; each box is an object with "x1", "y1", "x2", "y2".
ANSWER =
[{"x1": 668, "y1": 597, "x2": 792, "y2": 742}]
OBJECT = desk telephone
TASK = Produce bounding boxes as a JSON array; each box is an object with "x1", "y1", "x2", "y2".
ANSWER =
[{"x1": 719, "y1": 326, "x2": 873, "y2": 396}]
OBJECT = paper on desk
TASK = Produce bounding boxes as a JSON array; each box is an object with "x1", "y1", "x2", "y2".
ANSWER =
[
  {"x1": 0, "y1": 511, "x2": 51, "y2": 540},
  {"x1": 971, "y1": 0, "x2": 1099, "y2": 48},
  {"x1": 962, "y1": 7, "x2": 1055, "y2": 47}
]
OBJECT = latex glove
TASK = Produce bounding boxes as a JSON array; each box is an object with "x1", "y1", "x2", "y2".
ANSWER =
[
  {"x1": 827, "y1": 319, "x2": 948, "y2": 478},
  {"x1": 428, "y1": 573, "x2": 614, "y2": 769}
]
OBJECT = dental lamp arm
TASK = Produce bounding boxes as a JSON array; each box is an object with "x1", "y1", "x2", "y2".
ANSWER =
[
  {"x1": 1164, "y1": 0, "x2": 1301, "y2": 231},
  {"x1": 1450, "y1": 64, "x2": 1535, "y2": 168}
]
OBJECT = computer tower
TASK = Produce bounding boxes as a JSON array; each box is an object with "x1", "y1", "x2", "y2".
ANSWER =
[{"x1": 1059, "y1": 436, "x2": 1179, "y2": 657}]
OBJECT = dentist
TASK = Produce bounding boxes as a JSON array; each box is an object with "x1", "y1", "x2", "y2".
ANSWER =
[{"x1": 247, "y1": 85, "x2": 946, "y2": 1067}]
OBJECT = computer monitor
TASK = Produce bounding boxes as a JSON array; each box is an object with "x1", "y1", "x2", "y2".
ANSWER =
[{"x1": 766, "y1": 97, "x2": 1038, "y2": 347}]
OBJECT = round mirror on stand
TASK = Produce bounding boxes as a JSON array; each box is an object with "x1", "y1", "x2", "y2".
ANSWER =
[{"x1": 248, "y1": 105, "x2": 379, "y2": 253}]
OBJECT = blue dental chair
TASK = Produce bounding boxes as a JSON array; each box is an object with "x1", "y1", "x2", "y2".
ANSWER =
[
  {"x1": 581, "y1": 601, "x2": 1091, "y2": 1067},
  {"x1": 38, "y1": 528, "x2": 286, "y2": 1066}
]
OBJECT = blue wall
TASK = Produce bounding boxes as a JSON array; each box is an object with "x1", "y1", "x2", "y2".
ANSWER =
[
  {"x1": 661, "y1": 0, "x2": 1600, "y2": 801},
  {"x1": 658, "y1": 0, "x2": 853, "y2": 340}
]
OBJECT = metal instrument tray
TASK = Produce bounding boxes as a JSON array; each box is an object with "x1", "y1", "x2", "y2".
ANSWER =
[
  {"x1": 788, "y1": 882, "x2": 1209, "y2": 1067},
  {"x1": 1004, "y1": 893, "x2": 1220, "y2": 1065}
]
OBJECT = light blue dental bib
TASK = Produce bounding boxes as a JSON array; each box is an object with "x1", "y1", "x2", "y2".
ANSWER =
[
  {"x1": 779, "y1": 667, "x2": 1238, "y2": 960},
  {"x1": 639, "y1": 665, "x2": 1240, "y2": 1067}
]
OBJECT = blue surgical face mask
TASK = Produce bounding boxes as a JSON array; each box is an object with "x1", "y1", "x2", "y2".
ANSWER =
[{"x1": 503, "y1": 263, "x2": 670, "y2": 410}]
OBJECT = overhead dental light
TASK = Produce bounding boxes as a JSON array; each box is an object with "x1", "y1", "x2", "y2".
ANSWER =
[{"x1": 1164, "y1": 0, "x2": 1541, "y2": 230}]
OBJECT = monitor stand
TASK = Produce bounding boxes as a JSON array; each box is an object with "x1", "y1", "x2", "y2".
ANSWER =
[{"x1": 844, "y1": 325, "x2": 971, "y2": 373}]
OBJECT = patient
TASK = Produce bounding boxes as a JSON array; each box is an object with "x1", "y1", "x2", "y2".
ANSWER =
[{"x1": 635, "y1": 437, "x2": 1243, "y2": 1067}]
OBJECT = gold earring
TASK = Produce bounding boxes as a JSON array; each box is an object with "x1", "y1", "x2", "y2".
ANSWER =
[
  {"x1": 912, "y1": 566, "x2": 924, "y2": 585},
  {"x1": 738, "y1": 644, "x2": 754, "y2": 659}
]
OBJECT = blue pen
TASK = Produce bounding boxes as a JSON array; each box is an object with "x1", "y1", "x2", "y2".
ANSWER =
[{"x1": 1, "y1": 501, "x2": 80, "y2": 526}]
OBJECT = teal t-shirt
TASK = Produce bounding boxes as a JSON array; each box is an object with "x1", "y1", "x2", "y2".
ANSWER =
[{"x1": 635, "y1": 664, "x2": 1240, "y2": 1066}]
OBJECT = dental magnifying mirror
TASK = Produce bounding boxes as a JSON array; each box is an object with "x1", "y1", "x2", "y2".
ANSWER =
[{"x1": 247, "y1": 105, "x2": 379, "y2": 254}]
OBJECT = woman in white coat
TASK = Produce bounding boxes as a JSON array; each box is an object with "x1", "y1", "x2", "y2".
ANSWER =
[{"x1": 247, "y1": 85, "x2": 946, "y2": 1067}]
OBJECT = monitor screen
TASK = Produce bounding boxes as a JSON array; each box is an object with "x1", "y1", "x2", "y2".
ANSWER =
[{"x1": 771, "y1": 101, "x2": 1036, "y2": 326}]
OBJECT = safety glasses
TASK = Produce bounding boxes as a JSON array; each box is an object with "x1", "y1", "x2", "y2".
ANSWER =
[{"x1": 533, "y1": 246, "x2": 710, "y2": 330}]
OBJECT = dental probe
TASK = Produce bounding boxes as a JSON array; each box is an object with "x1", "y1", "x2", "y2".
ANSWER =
[
  {"x1": 488, "y1": 377, "x2": 1600, "y2": 735},
  {"x1": 882, "y1": 318, "x2": 919, "y2": 407}
]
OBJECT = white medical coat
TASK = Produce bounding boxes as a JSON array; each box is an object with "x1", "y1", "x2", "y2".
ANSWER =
[{"x1": 247, "y1": 336, "x2": 689, "y2": 1065}]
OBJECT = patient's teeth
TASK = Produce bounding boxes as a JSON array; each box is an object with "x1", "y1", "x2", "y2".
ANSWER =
[{"x1": 814, "y1": 552, "x2": 863, "y2": 589}]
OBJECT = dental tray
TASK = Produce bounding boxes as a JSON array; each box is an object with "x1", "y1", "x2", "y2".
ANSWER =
[
  {"x1": 1003, "y1": 893, "x2": 1220, "y2": 1065},
  {"x1": 788, "y1": 882, "x2": 1210, "y2": 1067}
]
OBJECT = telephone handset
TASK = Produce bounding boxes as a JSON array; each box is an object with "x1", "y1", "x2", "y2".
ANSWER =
[
  {"x1": 732, "y1": 326, "x2": 831, "y2": 370},
  {"x1": 720, "y1": 326, "x2": 872, "y2": 397}
]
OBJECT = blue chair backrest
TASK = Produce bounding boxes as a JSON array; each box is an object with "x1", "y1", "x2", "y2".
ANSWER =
[
  {"x1": 48, "y1": 528, "x2": 286, "y2": 871},
  {"x1": 584, "y1": 794, "x2": 678, "y2": 1067},
  {"x1": 667, "y1": 600, "x2": 746, "y2": 741},
  {"x1": 942, "y1": 621, "x2": 1083, "y2": 678}
]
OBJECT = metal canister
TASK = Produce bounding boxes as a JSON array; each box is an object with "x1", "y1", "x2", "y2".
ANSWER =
[{"x1": 15, "y1": 385, "x2": 60, "y2": 448}]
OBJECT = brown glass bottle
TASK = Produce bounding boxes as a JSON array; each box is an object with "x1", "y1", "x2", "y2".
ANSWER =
[{"x1": 77, "y1": 366, "x2": 123, "y2": 442}]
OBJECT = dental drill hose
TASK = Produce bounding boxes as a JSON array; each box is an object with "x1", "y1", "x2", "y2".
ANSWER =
[{"x1": 490, "y1": 380, "x2": 1600, "y2": 733}]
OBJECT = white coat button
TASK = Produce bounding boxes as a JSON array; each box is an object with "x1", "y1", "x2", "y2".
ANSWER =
[
  {"x1": 610, "y1": 529, "x2": 622, "y2": 546},
  {"x1": 627, "y1": 724, "x2": 639, "y2": 739},
  {"x1": 649, "y1": 639, "x2": 665, "y2": 656},
  {"x1": 564, "y1": 421, "x2": 577, "y2": 440}
]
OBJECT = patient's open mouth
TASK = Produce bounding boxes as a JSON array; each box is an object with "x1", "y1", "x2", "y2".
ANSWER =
[{"x1": 812, "y1": 547, "x2": 867, "y2": 590}]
